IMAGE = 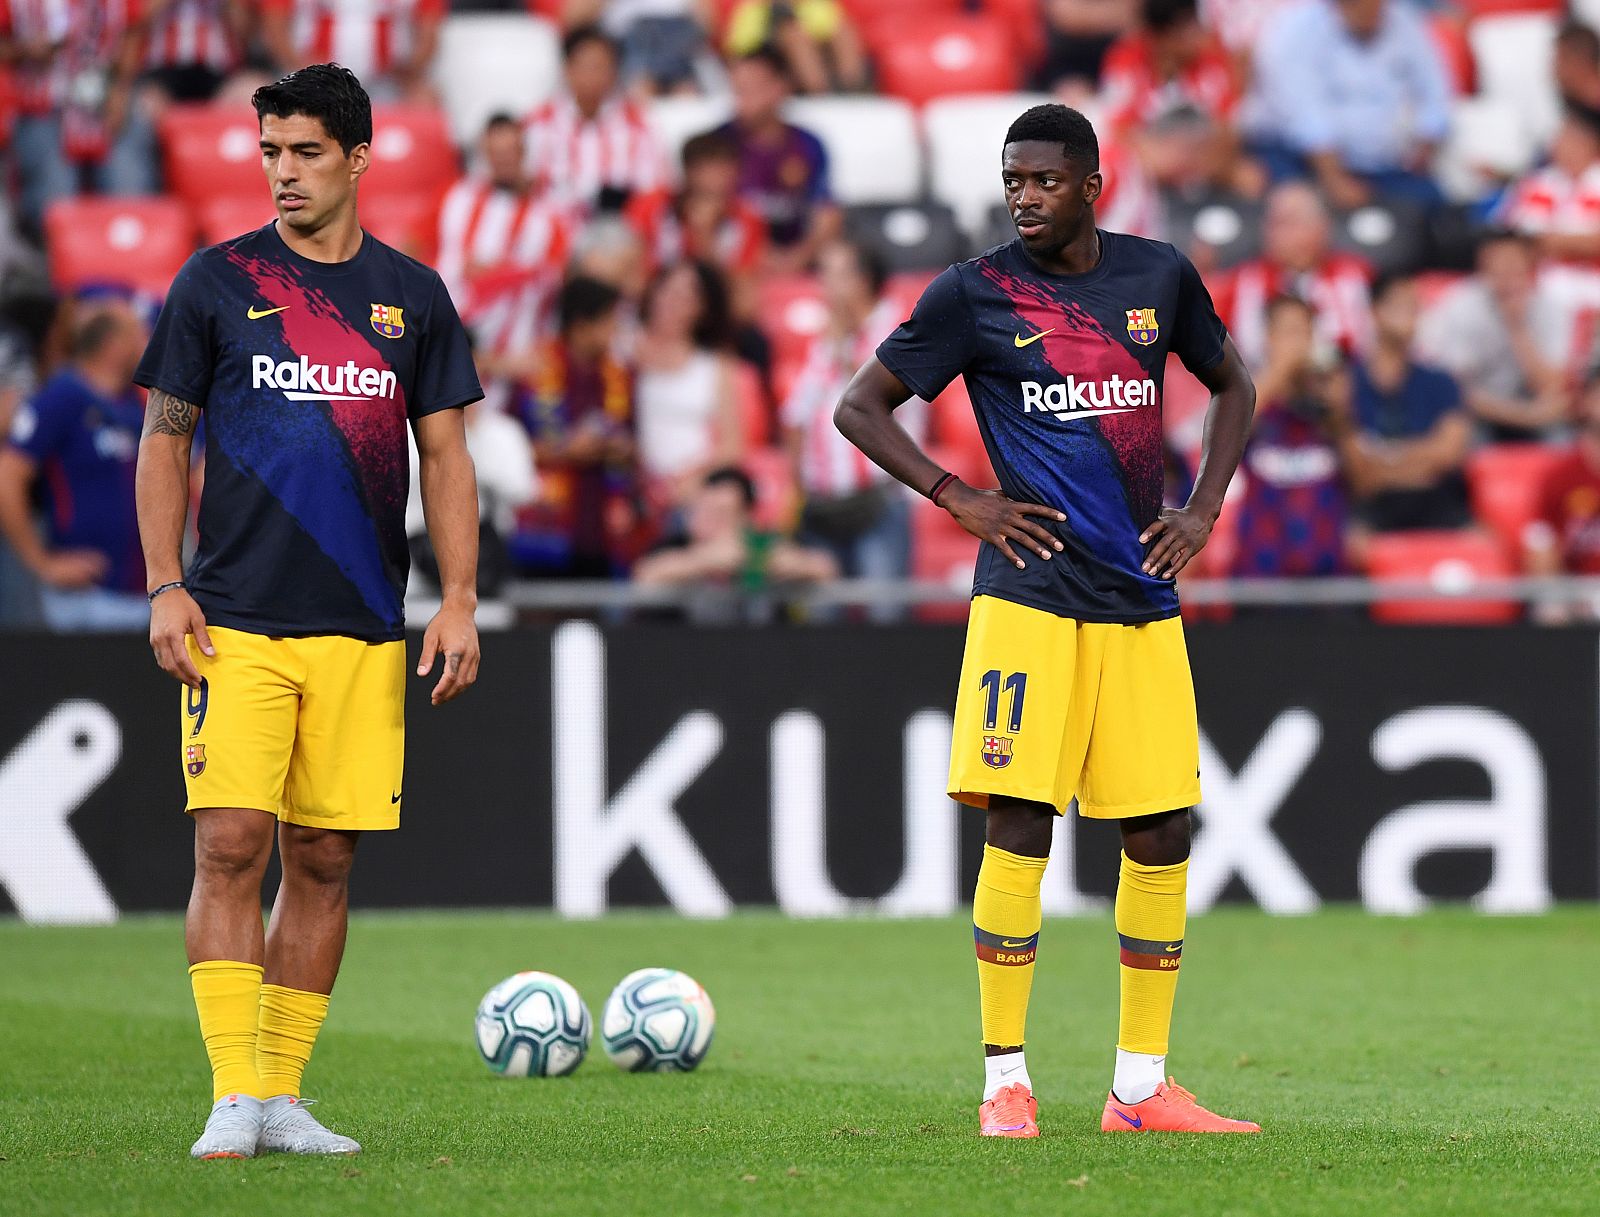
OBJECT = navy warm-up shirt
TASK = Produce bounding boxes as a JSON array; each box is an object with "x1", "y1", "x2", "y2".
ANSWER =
[
  {"x1": 135, "y1": 223, "x2": 482, "y2": 641},
  {"x1": 877, "y1": 231, "x2": 1227, "y2": 623}
]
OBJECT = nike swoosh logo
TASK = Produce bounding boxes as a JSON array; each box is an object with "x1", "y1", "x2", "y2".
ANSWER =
[
  {"x1": 1114, "y1": 1109, "x2": 1142, "y2": 1128},
  {"x1": 391, "y1": 792, "x2": 402, "y2": 804},
  {"x1": 1000, "y1": 940, "x2": 1031, "y2": 948},
  {"x1": 1164, "y1": 944, "x2": 1181, "y2": 952},
  {"x1": 999, "y1": 1066, "x2": 1023, "y2": 1077},
  {"x1": 247, "y1": 305, "x2": 290, "y2": 319},
  {"x1": 1013, "y1": 329, "x2": 1053, "y2": 348}
]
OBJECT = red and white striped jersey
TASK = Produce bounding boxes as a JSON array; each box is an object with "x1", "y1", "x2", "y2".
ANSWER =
[
  {"x1": 435, "y1": 174, "x2": 571, "y2": 365},
  {"x1": 623, "y1": 188, "x2": 767, "y2": 275},
  {"x1": 142, "y1": 0, "x2": 239, "y2": 71},
  {"x1": 1213, "y1": 252, "x2": 1374, "y2": 370},
  {"x1": 0, "y1": 0, "x2": 138, "y2": 114},
  {"x1": 522, "y1": 92, "x2": 666, "y2": 211},
  {"x1": 783, "y1": 300, "x2": 925, "y2": 497},
  {"x1": 1097, "y1": 143, "x2": 1161, "y2": 240},
  {"x1": 1498, "y1": 163, "x2": 1600, "y2": 247},
  {"x1": 260, "y1": 0, "x2": 444, "y2": 84}
]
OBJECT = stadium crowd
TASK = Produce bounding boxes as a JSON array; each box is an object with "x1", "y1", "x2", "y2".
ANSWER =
[{"x1": 5, "y1": 0, "x2": 1600, "y2": 627}]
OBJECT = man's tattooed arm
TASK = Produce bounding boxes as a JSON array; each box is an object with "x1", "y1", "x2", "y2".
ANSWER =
[{"x1": 143, "y1": 389, "x2": 200, "y2": 438}]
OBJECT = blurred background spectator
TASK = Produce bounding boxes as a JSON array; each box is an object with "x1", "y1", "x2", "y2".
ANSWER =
[
  {"x1": 407, "y1": 343, "x2": 538, "y2": 599},
  {"x1": 1034, "y1": 0, "x2": 1136, "y2": 97},
  {"x1": 783, "y1": 238, "x2": 920, "y2": 618},
  {"x1": 259, "y1": 0, "x2": 444, "y2": 103},
  {"x1": 1102, "y1": 0, "x2": 1261, "y2": 199},
  {"x1": 2, "y1": 0, "x2": 159, "y2": 234},
  {"x1": 1343, "y1": 273, "x2": 1472, "y2": 537},
  {"x1": 1417, "y1": 229, "x2": 1571, "y2": 444},
  {"x1": 512, "y1": 276, "x2": 642, "y2": 578},
  {"x1": 562, "y1": 0, "x2": 721, "y2": 96},
  {"x1": 1231, "y1": 293, "x2": 1352, "y2": 580},
  {"x1": 1245, "y1": 0, "x2": 1450, "y2": 207},
  {"x1": 724, "y1": 0, "x2": 868, "y2": 95},
  {"x1": 436, "y1": 112, "x2": 571, "y2": 409},
  {"x1": 1214, "y1": 182, "x2": 1373, "y2": 371},
  {"x1": 632, "y1": 464, "x2": 835, "y2": 622},
  {"x1": 523, "y1": 24, "x2": 665, "y2": 213},
  {"x1": 1526, "y1": 374, "x2": 1600, "y2": 621},
  {"x1": 634, "y1": 258, "x2": 743, "y2": 516},
  {"x1": 711, "y1": 46, "x2": 840, "y2": 271},
  {"x1": 0, "y1": 291, "x2": 148, "y2": 631}
]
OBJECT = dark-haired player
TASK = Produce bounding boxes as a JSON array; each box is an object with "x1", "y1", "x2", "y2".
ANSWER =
[
  {"x1": 836, "y1": 104, "x2": 1258, "y2": 1137},
  {"x1": 134, "y1": 64, "x2": 484, "y2": 1159}
]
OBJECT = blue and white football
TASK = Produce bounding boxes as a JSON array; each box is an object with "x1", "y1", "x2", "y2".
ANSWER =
[
  {"x1": 474, "y1": 971, "x2": 591, "y2": 1077},
  {"x1": 601, "y1": 968, "x2": 716, "y2": 1073}
]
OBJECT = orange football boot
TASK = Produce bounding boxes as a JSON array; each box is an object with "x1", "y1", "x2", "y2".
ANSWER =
[
  {"x1": 979, "y1": 1082, "x2": 1039, "y2": 1138},
  {"x1": 1101, "y1": 1079, "x2": 1260, "y2": 1133}
]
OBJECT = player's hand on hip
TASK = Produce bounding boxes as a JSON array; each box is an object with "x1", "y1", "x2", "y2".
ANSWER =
[
  {"x1": 148, "y1": 589, "x2": 214, "y2": 688},
  {"x1": 1140, "y1": 506, "x2": 1213, "y2": 578},
  {"x1": 418, "y1": 604, "x2": 480, "y2": 705},
  {"x1": 942, "y1": 482, "x2": 1065, "y2": 570}
]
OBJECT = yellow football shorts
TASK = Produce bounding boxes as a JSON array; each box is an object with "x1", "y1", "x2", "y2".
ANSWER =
[
  {"x1": 181, "y1": 626, "x2": 406, "y2": 830},
  {"x1": 948, "y1": 596, "x2": 1201, "y2": 819}
]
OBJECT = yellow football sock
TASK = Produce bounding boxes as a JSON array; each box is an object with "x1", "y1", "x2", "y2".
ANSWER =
[
  {"x1": 973, "y1": 843, "x2": 1048, "y2": 1047},
  {"x1": 189, "y1": 960, "x2": 263, "y2": 1101},
  {"x1": 1115, "y1": 852, "x2": 1189, "y2": 1056},
  {"x1": 257, "y1": 984, "x2": 331, "y2": 1100}
]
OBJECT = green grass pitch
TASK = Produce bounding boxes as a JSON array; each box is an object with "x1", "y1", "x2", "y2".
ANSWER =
[{"x1": 1, "y1": 908, "x2": 1596, "y2": 1217}]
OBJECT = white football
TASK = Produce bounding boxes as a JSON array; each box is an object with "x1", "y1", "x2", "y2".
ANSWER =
[
  {"x1": 600, "y1": 968, "x2": 716, "y2": 1073},
  {"x1": 474, "y1": 971, "x2": 591, "y2": 1077}
]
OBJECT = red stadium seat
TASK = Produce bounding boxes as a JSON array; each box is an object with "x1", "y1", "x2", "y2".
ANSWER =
[
  {"x1": 361, "y1": 191, "x2": 440, "y2": 260},
  {"x1": 45, "y1": 197, "x2": 196, "y2": 297},
  {"x1": 732, "y1": 360, "x2": 772, "y2": 447},
  {"x1": 910, "y1": 463, "x2": 979, "y2": 621},
  {"x1": 757, "y1": 274, "x2": 827, "y2": 366},
  {"x1": 1363, "y1": 530, "x2": 1518, "y2": 624},
  {"x1": 159, "y1": 103, "x2": 267, "y2": 210},
  {"x1": 873, "y1": 15, "x2": 1019, "y2": 107},
  {"x1": 883, "y1": 270, "x2": 933, "y2": 322},
  {"x1": 364, "y1": 106, "x2": 459, "y2": 202},
  {"x1": 1467, "y1": 443, "x2": 1568, "y2": 558},
  {"x1": 743, "y1": 445, "x2": 799, "y2": 531},
  {"x1": 980, "y1": 0, "x2": 1045, "y2": 64}
]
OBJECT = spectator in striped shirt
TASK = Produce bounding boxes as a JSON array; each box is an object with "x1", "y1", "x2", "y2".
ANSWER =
[
  {"x1": 1212, "y1": 181, "x2": 1374, "y2": 372},
  {"x1": 258, "y1": 0, "x2": 443, "y2": 103},
  {"x1": 435, "y1": 113, "x2": 572, "y2": 411},
  {"x1": 523, "y1": 24, "x2": 668, "y2": 214},
  {"x1": 1100, "y1": 0, "x2": 1262, "y2": 198},
  {"x1": 625, "y1": 131, "x2": 768, "y2": 278},
  {"x1": 0, "y1": 0, "x2": 159, "y2": 232},
  {"x1": 138, "y1": 0, "x2": 247, "y2": 102},
  {"x1": 783, "y1": 238, "x2": 923, "y2": 618},
  {"x1": 712, "y1": 45, "x2": 840, "y2": 272}
]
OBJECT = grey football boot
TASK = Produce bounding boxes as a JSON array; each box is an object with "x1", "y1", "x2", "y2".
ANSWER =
[
  {"x1": 190, "y1": 1093, "x2": 265, "y2": 1159},
  {"x1": 257, "y1": 1096, "x2": 362, "y2": 1155}
]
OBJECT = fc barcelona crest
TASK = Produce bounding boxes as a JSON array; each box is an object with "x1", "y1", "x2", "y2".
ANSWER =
[
  {"x1": 370, "y1": 303, "x2": 405, "y2": 339},
  {"x1": 185, "y1": 743, "x2": 207, "y2": 777},
  {"x1": 1126, "y1": 307, "x2": 1159, "y2": 345},
  {"x1": 982, "y1": 735, "x2": 1014, "y2": 769}
]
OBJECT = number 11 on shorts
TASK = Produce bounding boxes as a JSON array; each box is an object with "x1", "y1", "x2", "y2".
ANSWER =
[{"x1": 980, "y1": 669, "x2": 1027, "y2": 733}]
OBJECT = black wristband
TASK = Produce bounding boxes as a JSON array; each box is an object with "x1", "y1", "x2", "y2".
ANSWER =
[
  {"x1": 147, "y1": 581, "x2": 186, "y2": 605},
  {"x1": 928, "y1": 471, "x2": 957, "y2": 504}
]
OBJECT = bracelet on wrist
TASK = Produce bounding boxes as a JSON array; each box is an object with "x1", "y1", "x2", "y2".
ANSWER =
[
  {"x1": 928, "y1": 472, "x2": 958, "y2": 506},
  {"x1": 147, "y1": 581, "x2": 186, "y2": 605}
]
